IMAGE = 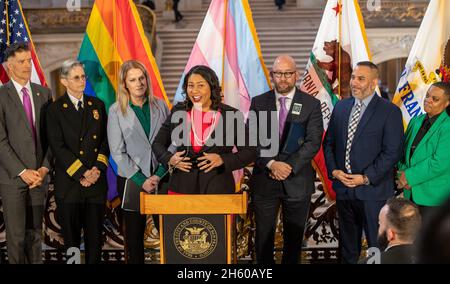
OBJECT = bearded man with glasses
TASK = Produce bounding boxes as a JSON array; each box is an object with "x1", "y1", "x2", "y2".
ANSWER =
[{"x1": 249, "y1": 55, "x2": 323, "y2": 264}]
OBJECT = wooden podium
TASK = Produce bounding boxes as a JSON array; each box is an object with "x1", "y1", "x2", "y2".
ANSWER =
[{"x1": 140, "y1": 192, "x2": 247, "y2": 264}]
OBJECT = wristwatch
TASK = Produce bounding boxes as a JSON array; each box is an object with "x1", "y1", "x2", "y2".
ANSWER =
[{"x1": 363, "y1": 175, "x2": 370, "y2": 185}]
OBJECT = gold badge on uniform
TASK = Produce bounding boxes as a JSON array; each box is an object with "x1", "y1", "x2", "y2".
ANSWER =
[
  {"x1": 63, "y1": 103, "x2": 68, "y2": 108},
  {"x1": 93, "y1": 109, "x2": 99, "y2": 120}
]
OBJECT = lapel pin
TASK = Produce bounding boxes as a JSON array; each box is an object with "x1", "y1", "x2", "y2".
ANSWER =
[
  {"x1": 88, "y1": 101, "x2": 93, "y2": 106},
  {"x1": 291, "y1": 103, "x2": 303, "y2": 115},
  {"x1": 63, "y1": 103, "x2": 68, "y2": 108}
]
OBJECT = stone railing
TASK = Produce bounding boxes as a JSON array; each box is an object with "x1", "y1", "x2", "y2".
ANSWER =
[
  {"x1": 359, "y1": 0, "x2": 428, "y2": 28},
  {"x1": 23, "y1": 4, "x2": 157, "y2": 49}
]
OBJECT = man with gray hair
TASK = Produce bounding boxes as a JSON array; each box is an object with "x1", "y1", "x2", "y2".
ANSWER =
[
  {"x1": 0, "y1": 42, "x2": 53, "y2": 263},
  {"x1": 46, "y1": 59, "x2": 109, "y2": 264}
]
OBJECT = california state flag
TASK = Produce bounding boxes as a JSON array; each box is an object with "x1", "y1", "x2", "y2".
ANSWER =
[
  {"x1": 299, "y1": 0, "x2": 372, "y2": 200},
  {"x1": 392, "y1": 0, "x2": 450, "y2": 126}
]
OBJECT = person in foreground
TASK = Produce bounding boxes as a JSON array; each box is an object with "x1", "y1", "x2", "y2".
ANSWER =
[
  {"x1": 359, "y1": 198, "x2": 421, "y2": 264},
  {"x1": 152, "y1": 65, "x2": 256, "y2": 194}
]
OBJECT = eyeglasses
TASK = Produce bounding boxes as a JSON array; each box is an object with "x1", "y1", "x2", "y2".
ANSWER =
[
  {"x1": 67, "y1": 75, "x2": 87, "y2": 82},
  {"x1": 271, "y1": 71, "x2": 296, "y2": 79}
]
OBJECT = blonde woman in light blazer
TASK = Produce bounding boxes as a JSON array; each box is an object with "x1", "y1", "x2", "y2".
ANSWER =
[{"x1": 107, "y1": 60, "x2": 169, "y2": 264}]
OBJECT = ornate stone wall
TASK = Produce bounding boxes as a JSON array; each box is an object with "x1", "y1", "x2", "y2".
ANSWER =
[{"x1": 367, "y1": 28, "x2": 417, "y2": 64}]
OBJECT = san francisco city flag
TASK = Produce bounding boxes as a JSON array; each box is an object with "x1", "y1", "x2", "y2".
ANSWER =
[
  {"x1": 299, "y1": 0, "x2": 372, "y2": 200},
  {"x1": 392, "y1": 0, "x2": 450, "y2": 126},
  {"x1": 173, "y1": 0, "x2": 271, "y2": 114},
  {"x1": 78, "y1": 0, "x2": 170, "y2": 205}
]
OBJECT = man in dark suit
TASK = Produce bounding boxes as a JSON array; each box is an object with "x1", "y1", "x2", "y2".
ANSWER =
[
  {"x1": 47, "y1": 60, "x2": 109, "y2": 264},
  {"x1": 359, "y1": 198, "x2": 421, "y2": 264},
  {"x1": 0, "y1": 43, "x2": 52, "y2": 264},
  {"x1": 249, "y1": 55, "x2": 323, "y2": 264},
  {"x1": 323, "y1": 61, "x2": 404, "y2": 264}
]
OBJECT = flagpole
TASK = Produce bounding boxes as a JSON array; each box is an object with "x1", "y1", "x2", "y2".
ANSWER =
[
  {"x1": 338, "y1": 0, "x2": 342, "y2": 99},
  {"x1": 221, "y1": 0, "x2": 228, "y2": 101},
  {"x1": 5, "y1": 3, "x2": 10, "y2": 45}
]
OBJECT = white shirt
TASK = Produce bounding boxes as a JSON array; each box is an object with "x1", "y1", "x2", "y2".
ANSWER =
[
  {"x1": 267, "y1": 87, "x2": 296, "y2": 169},
  {"x1": 11, "y1": 78, "x2": 35, "y2": 125},
  {"x1": 67, "y1": 92, "x2": 84, "y2": 110},
  {"x1": 275, "y1": 87, "x2": 295, "y2": 118}
]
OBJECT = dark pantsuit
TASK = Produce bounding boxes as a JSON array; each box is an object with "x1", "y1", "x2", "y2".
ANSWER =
[
  {"x1": 122, "y1": 210, "x2": 146, "y2": 264},
  {"x1": 117, "y1": 176, "x2": 146, "y2": 264},
  {"x1": 56, "y1": 196, "x2": 105, "y2": 264},
  {"x1": 253, "y1": 192, "x2": 310, "y2": 264},
  {"x1": 0, "y1": 184, "x2": 45, "y2": 264},
  {"x1": 336, "y1": 199, "x2": 386, "y2": 264}
]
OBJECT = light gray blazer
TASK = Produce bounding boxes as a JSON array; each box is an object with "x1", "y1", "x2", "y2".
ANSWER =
[{"x1": 107, "y1": 98, "x2": 169, "y2": 179}]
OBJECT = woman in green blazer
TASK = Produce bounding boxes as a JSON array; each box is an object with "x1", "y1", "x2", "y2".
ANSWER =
[{"x1": 397, "y1": 82, "x2": 450, "y2": 212}]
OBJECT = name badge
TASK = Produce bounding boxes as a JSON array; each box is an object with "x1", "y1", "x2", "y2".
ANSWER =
[{"x1": 291, "y1": 103, "x2": 303, "y2": 115}]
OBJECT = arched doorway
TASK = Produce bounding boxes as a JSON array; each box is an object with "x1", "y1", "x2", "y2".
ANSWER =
[
  {"x1": 50, "y1": 69, "x2": 66, "y2": 100},
  {"x1": 377, "y1": 57, "x2": 407, "y2": 101}
]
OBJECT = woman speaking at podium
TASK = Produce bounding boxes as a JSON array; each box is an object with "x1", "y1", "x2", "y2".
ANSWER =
[{"x1": 152, "y1": 65, "x2": 256, "y2": 194}]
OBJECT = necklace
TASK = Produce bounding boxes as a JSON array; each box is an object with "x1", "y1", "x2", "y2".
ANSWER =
[{"x1": 190, "y1": 108, "x2": 217, "y2": 145}]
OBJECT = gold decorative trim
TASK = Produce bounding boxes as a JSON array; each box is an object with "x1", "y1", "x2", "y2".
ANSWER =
[
  {"x1": 67, "y1": 159, "x2": 82, "y2": 176},
  {"x1": 97, "y1": 154, "x2": 108, "y2": 167}
]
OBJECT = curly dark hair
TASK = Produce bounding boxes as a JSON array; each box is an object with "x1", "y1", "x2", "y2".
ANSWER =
[{"x1": 182, "y1": 65, "x2": 222, "y2": 111}]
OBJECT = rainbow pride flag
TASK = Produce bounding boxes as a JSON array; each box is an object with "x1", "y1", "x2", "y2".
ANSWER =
[
  {"x1": 173, "y1": 0, "x2": 270, "y2": 114},
  {"x1": 78, "y1": 0, "x2": 170, "y2": 203}
]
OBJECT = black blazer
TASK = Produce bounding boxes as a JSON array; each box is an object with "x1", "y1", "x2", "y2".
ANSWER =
[
  {"x1": 249, "y1": 88, "x2": 323, "y2": 200},
  {"x1": 359, "y1": 244, "x2": 416, "y2": 264},
  {"x1": 323, "y1": 95, "x2": 404, "y2": 201},
  {"x1": 152, "y1": 102, "x2": 256, "y2": 194},
  {"x1": 47, "y1": 93, "x2": 109, "y2": 201}
]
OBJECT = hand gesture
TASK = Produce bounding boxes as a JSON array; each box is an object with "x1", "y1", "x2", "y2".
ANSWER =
[
  {"x1": 142, "y1": 175, "x2": 160, "y2": 193},
  {"x1": 269, "y1": 161, "x2": 292, "y2": 181},
  {"x1": 29, "y1": 167, "x2": 50, "y2": 189},
  {"x1": 20, "y1": 169, "x2": 42, "y2": 189},
  {"x1": 197, "y1": 152, "x2": 224, "y2": 173},
  {"x1": 169, "y1": 150, "x2": 192, "y2": 172}
]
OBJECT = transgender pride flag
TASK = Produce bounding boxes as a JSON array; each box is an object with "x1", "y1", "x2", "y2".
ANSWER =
[{"x1": 173, "y1": 0, "x2": 271, "y2": 114}]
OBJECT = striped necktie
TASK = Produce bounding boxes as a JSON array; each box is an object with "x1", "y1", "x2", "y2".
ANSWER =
[{"x1": 345, "y1": 101, "x2": 363, "y2": 173}]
